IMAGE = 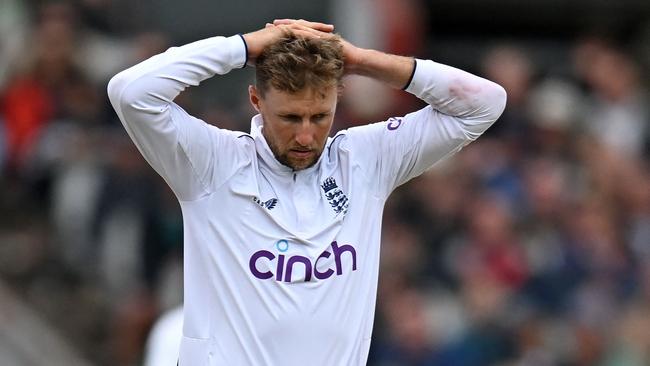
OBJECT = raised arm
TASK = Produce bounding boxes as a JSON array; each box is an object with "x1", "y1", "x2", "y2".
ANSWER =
[
  {"x1": 345, "y1": 55, "x2": 508, "y2": 195},
  {"x1": 344, "y1": 48, "x2": 507, "y2": 195},
  {"x1": 106, "y1": 35, "x2": 249, "y2": 200},
  {"x1": 107, "y1": 36, "x2": 247, "y2": 114},
  {"x1": 342, "y1": 39, "x2": 506, "y2": 134},
  {"x1": 268, "y1": 19, "x2": 507, "y2": 196},
  {"x1": 273, "y1": 18, "x2": 507, "y2": 132}
]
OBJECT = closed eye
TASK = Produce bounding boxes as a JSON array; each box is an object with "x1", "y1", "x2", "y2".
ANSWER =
[
  {"x1": 278, "y1": 113, "x2": 330, "y2": 123},
  {"x1": 312, "y1": 113, "x2": 329, "y2": 122},
  {"x1": 279, "y1": 114, "x2": 302, "y2": 123}
]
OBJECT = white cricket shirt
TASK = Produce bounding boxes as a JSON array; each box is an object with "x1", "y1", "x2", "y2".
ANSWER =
[{"x1": 108, "y1": 35, "x2": 506, "y2": 366}]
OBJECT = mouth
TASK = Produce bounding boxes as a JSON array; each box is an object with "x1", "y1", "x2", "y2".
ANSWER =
[{"x1": 289, "y1": 149, "x2": 314, "y2": 159}]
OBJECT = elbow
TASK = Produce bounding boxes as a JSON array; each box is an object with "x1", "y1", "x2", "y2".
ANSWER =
[
  {"x1": 487, "y1": 83, "x2": 507, "y2": 122},
  {"x1": 461, "y1": 83, "x2": 507, "y2": 140},
  {"x1": 107, "y1": 68, "x2": 148, "y2": 109},
  {"x1": 107, "y1": 71, "x2": 128, "y2": 106}
]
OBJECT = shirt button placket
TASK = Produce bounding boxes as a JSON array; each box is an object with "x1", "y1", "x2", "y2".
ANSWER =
[{"x1": 293, "y1": 174, "x2": 309, "y2": 227}]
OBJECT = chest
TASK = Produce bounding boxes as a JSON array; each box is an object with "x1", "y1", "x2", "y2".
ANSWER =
[{"x1": 232, "y1": 165, "x2": 351, "y2": 234}]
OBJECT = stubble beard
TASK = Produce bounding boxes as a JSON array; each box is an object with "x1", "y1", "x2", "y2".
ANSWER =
[{"x1": 263, "y1": 130, "x2": 320, "y2": 171}]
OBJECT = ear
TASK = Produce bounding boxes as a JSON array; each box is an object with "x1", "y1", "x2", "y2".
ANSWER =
[{"x1": 249, "y1": 85, "x2": 262, "y2": 113}]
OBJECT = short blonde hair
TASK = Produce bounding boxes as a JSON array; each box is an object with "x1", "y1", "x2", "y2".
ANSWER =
[{"x1": 255, "y1": 32, "x2": 344, "y2": 96}]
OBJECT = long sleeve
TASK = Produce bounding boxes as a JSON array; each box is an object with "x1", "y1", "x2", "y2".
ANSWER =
[
  {"x1": 107, "y1": 35, "x2": 249, "y2": 201},
  {"x1": 404, "y1": 59, "x2": 507, "y2": 139},
  {"x1": 343, "y1": 59, "x2": 507, "y2": 198}
]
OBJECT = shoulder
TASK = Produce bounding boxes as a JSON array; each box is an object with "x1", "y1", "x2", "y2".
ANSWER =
[
  {"x1": 331, "y1": 121, "x2": 394, "y2": 154},
  {"x1": 326, "y1": 131, "x2": 347, "y2": 158},
  {"x1": 234, "y1": 131, "x2": 255, "y2": 144},
  {"x1": 198, "y1": 124, "x2": 256, "y2": 168},
  {"x1": 325, "y1": 125, "x2": 381, "y2": 166},
  {"x1": 202, "y1": 123, "x2": 255, "y2": 146}
]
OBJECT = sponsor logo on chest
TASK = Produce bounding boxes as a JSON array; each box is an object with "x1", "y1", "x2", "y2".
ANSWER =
[{"x1": 249, "y1": 240, "x2": 357, "y2": 283}]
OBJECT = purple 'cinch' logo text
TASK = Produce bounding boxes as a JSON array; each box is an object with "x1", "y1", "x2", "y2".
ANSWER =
[{"x1": 248, "y1": 241, "x2": 357, "y2": 283}]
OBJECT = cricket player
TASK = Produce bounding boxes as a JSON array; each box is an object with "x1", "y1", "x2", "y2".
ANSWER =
[{"x1": 108, "y1": 19, "x2": 506, "y2": 365}]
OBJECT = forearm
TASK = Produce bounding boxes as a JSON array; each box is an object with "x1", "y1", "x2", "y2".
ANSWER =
[
  {"x1": 106, "y1": 35, "x2": 249, "y2": 202},
  {"x1": 107, "y1": 35, "x2": 246, "y2": 115},
  {"x1": 346, "y1": 48, "x2": 415, "y2": 90}
]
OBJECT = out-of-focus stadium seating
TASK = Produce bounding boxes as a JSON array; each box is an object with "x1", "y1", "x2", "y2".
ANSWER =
[{"x1": 0, "y1": 1, "x2": 648, "y2": 365}]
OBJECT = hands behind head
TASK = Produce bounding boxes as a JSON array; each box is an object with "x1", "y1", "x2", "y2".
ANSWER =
[{"x1": 243, "y1": 19, "x2": 362, "y2": 74}]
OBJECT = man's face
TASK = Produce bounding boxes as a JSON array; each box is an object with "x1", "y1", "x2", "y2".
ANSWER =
[{"x1": 249, "y1": 84, "x2": 338, "y2": 171}]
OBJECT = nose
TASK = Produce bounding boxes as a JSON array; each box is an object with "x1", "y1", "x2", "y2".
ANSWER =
[{"x1": 294, "y1": 120, "x2": 314, "y2": 147}]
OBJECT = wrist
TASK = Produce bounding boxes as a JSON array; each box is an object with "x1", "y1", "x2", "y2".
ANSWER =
[
  {"x1": 241, "y1": 29, "x2": 269, "y2": 65},
  {"x1": 237, "y1": 34, "x2": 249, "y2": 68},
  {"x1": 345, "y1": 47, "x2": 372, "y2": 76},
  {"x1": 401, "y1": 58, "x2": 417, "y2": 90}
]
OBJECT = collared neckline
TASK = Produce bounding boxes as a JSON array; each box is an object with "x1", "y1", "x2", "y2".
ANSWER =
[{"x1": 249, "y1": 114, "x2": 327, "y2": 177}]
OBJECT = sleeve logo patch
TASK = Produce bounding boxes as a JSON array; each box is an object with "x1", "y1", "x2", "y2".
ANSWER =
[{"x1": 386, "y1": 117, "x2": 403, "y2": 130}]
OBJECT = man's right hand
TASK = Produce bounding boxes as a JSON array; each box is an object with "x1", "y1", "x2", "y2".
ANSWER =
[{"x1": 242, "y1": 20, "x2": 335, "y2": 66}]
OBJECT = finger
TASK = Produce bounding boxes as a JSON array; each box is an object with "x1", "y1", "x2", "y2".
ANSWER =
[
  {"x1": 265, "y1": 23, "x2": 274, "y2": 28},
  {"x1": 293, "y1": 23, "x2": 333, "y2": 35},
  {"x1": 279, "y1": 26, "x2": 325, "y2": 40},
  {"x1": 298, "y1": 20, "x2": 334, "y2": 32},
  {"x1": 290, "y1": 29, "x2": 320, "y2": 39},
  {"x1": 275, "y1": 22, "x2": 338, "y2": 43},
  {"x1": 273, "y1": 18, "x2": 295, "y2": 25},
  {"x1": 288, "y1": 24, "x2": 332, "y2": 39},
  {"x1": 273, "y1": 19, "x2": 334, "y2": 32}
]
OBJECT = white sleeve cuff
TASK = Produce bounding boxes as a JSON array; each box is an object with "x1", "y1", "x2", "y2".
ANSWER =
[
  {"x1": 404, "y1": 58, "x2": 428, "y2": 97},
  {"x1": 225, "y1": 34, "x2": 247, "y2": 69}
]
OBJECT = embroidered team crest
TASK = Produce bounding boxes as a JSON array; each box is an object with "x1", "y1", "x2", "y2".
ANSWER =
[
  {"x1": 253, "y1": 197, "x2": 278, "y2": 210},
  {"x1": 321, "y1": 177, "x2": 349, "y2": 215}
]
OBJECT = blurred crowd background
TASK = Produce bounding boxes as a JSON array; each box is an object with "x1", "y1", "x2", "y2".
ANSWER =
[{"x1": 0, "y1": 0, "x2": 649, "y2": 365}]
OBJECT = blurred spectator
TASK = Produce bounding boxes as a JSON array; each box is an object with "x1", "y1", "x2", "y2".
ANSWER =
[
  {"x1": 448, "y1": 192, "x2": 528, "y2": 291},
  {"x1": 372, "y1": 288, "x2": 440, "y2": 366},
  {"x1": 527, "y1": 79, "x2": 584, "y2": 157},
  {"x1": 482, "y1": 45, "x2": 535, "y2": 144},
  {"x1": 574, "y1": 38, "x2": 649, "y2": 158},
  {"x1": 2, "y1": 1, "x2": 85, "y2": 171},
  {"x1": 0, "y1": 0, "x2": 29, "y2": 90}
]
